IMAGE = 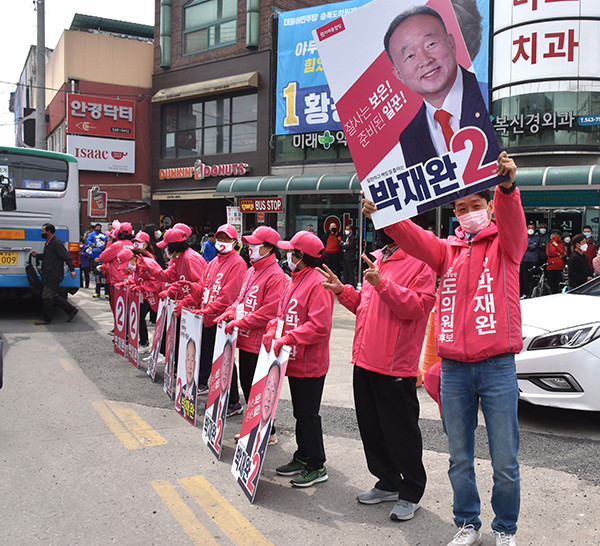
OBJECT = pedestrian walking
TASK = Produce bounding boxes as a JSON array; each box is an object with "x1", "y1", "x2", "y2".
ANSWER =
[
  {"x1": 363, "y1": 152, "x2": 525, "y2": 546},
  {"x1": 567, "y1": 234, "x2": 593, "y2": 289},
  {"x1": 322, "y1": 222, "x2": 342, "y2": 277},
  {"x1": 341, "y1": 225, "x2": 358, "y2": 286},
  {"x1": 519, "y1": 223, "x2": 539, "y2": 297},
  {"x1": 320, "y1": 230, "x2": 435, "y2": 521},
  {"x1": 546, "y1": 229, "x2": 566, "y2": 294},
  {"x1": 32, "y1": 223, "x2": 78, "y2": 324}
]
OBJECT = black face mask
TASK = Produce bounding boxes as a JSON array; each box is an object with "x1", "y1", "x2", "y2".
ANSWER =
[
  {"x1": 330, "y1": 227, "x2": 337, "y2": 233},
  {"x1": 375, "y1": 229, "x2": 394, "y2": 249},
  {"x1": 41, "y1": 232, "x2": 48, "y2": 239},
  {"x1": 95, "y1": 229, "x2": 101, "y2": 234}
]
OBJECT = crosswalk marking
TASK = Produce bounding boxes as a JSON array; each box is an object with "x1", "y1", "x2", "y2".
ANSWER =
[
  {"x1": 91, "y1": 400, "x2": 167, "y2": 449},
  {"x1": 151, "y1": 480, "x2": 218, "y2": 545},
  {"x1": 180, "y1": 475, "x2": 273, "y2": 546}
]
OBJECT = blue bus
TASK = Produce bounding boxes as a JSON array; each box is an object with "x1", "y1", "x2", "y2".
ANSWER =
[{"x1": 0, "y1": 146, "x2": 80, "y2": 299}]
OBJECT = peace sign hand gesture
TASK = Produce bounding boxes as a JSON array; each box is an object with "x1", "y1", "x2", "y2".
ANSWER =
[
  {"x1": 317, "y1": 264, "x2": 344, "y2": 295},
  {"x1": 362, "y1": 253, "x2": 382, "y2": 287}
]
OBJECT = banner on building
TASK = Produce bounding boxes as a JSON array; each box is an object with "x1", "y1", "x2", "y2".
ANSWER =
[
  {"x1": 202, "y1": 323, "x2": 238, "y2": 458},
  {"x1": 314, "y1": 0, "x2": 504, "y2": 228},
  {"x1": 67, "y1": 135, "x2": 135, "y2": 174},
  {"x1": 67, "y1": 93, "x2": 135, "y2": 139},
  {"x1": 232, "y1": 345, "x2": 290, "y2": 503},
  {"x1": 174, "y1": 310, "x2": 203, "y2": 426}
]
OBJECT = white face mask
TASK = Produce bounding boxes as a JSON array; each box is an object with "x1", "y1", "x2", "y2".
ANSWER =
[
  {"x1": 527, "y1": 229, "x2": 534, "y2": 236},
  {"x1": 345, "y1": 230, "x2": 350, "y2": 236},
  {"x1": 165, "y1": 249, "x2": 174, "y2": 260},
  {"x1": 126, "y1": 262, "x2": 136, "y2": 272},
  {"x1": 249, "y1": 244, "x2": 267, "y2": 262},
  {"x1": 457, "y1": 208, "x2": 491, "y2": 235},
  {"x1": 580, "y1": 243, "x2": 589, "y2": 253},
  {"x1": 215, "y1": 241, "x2": 234, "y2": 254},
  {"x1": 539, "y1": 228, "x2": 547, "y2": 235},
  {"x1": 287, "y1": 252, "x2": 298, "y2": 272},
  {"x1": 564, "y1": 237, "x2": 571, "y2": 244},
  {"x1": 584, "y1": 232, "x2": 592, "y2": 238}
]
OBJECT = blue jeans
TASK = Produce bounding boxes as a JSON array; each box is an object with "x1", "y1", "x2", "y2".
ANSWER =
[{"x1": 441, "y1": 354, "x2": 520, "y2": 534}]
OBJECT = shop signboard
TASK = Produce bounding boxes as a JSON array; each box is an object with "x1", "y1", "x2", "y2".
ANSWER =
[
  {"x1": 67, "y1": 93, "x2": 135, "y2": 139},
  {"x1": 67, "y1": 135, "x2": 135, "y2": 174},
  {"x1": 239, "y1": 198, "x2": 283, "y2": 213}
]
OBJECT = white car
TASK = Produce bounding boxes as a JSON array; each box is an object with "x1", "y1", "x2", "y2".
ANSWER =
[{"x1": 516, "y1": 277, "x2": 600, "y2": 411}]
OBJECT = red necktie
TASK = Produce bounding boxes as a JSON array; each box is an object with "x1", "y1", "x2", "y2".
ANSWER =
[{"x1": 434, "y1": 109, "x2": 454, "y2": 151}]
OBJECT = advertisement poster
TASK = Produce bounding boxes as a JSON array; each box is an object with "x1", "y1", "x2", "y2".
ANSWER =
[
  {"x1": 231, "y1": 345, "x2": 290, "y2": 503},
  {"x1": 202, "y1": 323, "x2": 239, "y2": 459},
  {"x1": 174, "y1": 310, "x2": 203, "y2": 426},
  {"x1": 163, "y1": 302, "x2": 179, "y2": 398},
  {"x1": 147, "y1": 298, "x2": 168, "y2": 381},
  {"x1": 127, "y1": 290, "x2": 140, "y2": 368},
  {"x1": 113, "y1": 284, "x2": 128, "y2": 357},
  {"x1": 314, "y1": 0, "x2": 505, "y2": 229}
]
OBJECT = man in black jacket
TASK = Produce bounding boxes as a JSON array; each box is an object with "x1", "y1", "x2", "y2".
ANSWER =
[{"x1": 32, "y1": 223, "x2": 78, "y2": 324}]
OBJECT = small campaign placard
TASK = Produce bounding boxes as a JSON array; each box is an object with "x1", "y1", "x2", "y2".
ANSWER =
[
  {"x1": 231, "y1": 345, "x2": 290, "y2": 503},
  {"x1": 147, "y1": 298, "x2": 168, "y2": 381},
  {"x1": 127, "y1": 290, "x2": 140, "y2": 368},
  {"x1": 174, "y1": 310, "x2": 203, "y2": 426},
  {"x1": 202, "y1": 323, "x2": 238, "y2": 458},
  {"x1": 313, "y1": 0, "x2": 506, "y2": 229},
  {"x1": 163, "y1": 302, "x2": 179, "y2": 398},
  {"x1": 113, "y1": 284, "x2": 128, "y2": 357}
]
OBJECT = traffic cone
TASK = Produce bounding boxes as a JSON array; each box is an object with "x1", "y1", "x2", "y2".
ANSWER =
[{"x1": 417, "y1": 310, "x2": 439, "y2": 387}]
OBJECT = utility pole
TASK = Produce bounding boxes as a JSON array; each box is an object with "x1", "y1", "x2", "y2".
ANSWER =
[{"x1": 35, "y1": 0, "x2": 46, "y2": 149}]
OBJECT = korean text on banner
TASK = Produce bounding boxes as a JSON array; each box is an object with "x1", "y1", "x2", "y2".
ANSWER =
[
  {"x1": 313, "y1": 0, "x2": 506, "y2": 229},
  {"x1": 231, "y1": 345, "x2": 290, "y2": 503},
  {"x1": 175, "y1": 310, "x2": 203, "y2": 426}
]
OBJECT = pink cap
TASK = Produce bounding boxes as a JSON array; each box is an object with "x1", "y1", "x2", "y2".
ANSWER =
[
  {"x1": 242, "y1": 226, "x2": 281, "y2": 246},
  {"x1": 133, "y1": 231, "x2": 150, "y2": 244},
  {"x1": 156, "y1": 228, "x2": 188, "y2": 248},
  {"x1": 215, "y1": 223, "x2": 239, "y2": 240},
  {"x1": 117, "y1": 248, "x2": 133, "y2": 264},
  {"x1": 118, "y1": 222, "x2": 133, "y2": 235},
  {"x1": 277, "y1": 231, "x2": 324, "y2": 258},
  {"x1": 173, "y1": 223, "x2": 192, "y2": 237}
]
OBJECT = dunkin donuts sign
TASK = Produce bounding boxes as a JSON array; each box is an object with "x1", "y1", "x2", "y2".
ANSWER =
[
  {"x1": 158, "y1": 159, "x2": 250, "y2": 181},
  {"x1": 67, "y1": 135, "x2": 135, "y2": 173}
]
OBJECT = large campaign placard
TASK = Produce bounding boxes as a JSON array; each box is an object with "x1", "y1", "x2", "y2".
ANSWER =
[
  {"x1": 174, "y1": 310, "x2": 202, "y2": 426},
  {"x1": 113, "y1": 284, "x2": 128, "y2": 357},
  {"x1": 232, "y1": 345, "x2": 290, "y2": 503},
  {"x1": 163, "y1": 302, "x2": 179, "y2": 398},
  {"x1": 202, "y1": 323, "x2": 238, "y2": 459},
  {"x1": 127, "y1": 291, "x2": 140, "y2": 368},
  {"x1": 147, "y1": 298, "x2": 168, "y2": 381},
  {"x1": 314, "y1": 0, "x2": 506, "y2": 229}
]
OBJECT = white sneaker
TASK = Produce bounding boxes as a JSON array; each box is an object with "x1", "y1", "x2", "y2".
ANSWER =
[
  {"x1": 448, "y1": 524, "x2": 482, "y2": 546},
  {"x1": 495, "y1": 531, "x2": 516, "y2": 546}
]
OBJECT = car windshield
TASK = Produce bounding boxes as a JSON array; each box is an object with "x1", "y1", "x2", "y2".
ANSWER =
[{"x1": 567, "y1": 276, "x2": 600, "y2": 296}]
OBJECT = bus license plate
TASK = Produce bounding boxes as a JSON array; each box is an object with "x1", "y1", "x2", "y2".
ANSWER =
[{"x1": 0, "y1": 251, "x2": 18, "y2": 265}]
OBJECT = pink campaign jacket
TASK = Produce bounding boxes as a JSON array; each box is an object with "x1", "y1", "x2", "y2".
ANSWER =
[
  {"x1": 200, "y1": 250, "x2": 247, "y2": 328},
  {"x1": 385, "y1": 186, "x2": 527, "y2": 362},
  {"x1": 128, "y1": 255, "x2": 165, "y2": 312},
  {"x1": 99, "y1": 239, "x2": 133, "y2": 285},
  {"x1": 224, "y1": 253, "x2": 287, "y2": 354},
  {"x1": 269, "y1": 266, "x2": 334, "y2": 378},
  {"x1": 337, "y1": 248, "x2": 436, "y2": 377},
  {"x1": 161, "y1": 247, "x2": 207, "y2": 284}
]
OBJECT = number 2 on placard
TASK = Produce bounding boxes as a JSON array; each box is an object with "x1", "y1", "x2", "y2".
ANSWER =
[
  {"x1": 450, "y1": 127, "x2": 498, "y2": 185},
  {"x1": 175, "y1": 377, "x2": 182, "y2": 411},
  {"x1": 247, "y1": 452, "x2": 260, "y2": 495}
]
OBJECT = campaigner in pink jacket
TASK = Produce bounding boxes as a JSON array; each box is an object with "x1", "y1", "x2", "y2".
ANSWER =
[
  {"x1": 363, "y1": 152, "x2": 525, "y2": 546},
  {"x1": 263, "y1": 230, "x2": 334, "y2": 489},
  {"x1": 320, "y1": 232, "x2": 435, "y2": 521},
  {"x1": 216, "y1": 226, "x2": 287, "y2": 424}
]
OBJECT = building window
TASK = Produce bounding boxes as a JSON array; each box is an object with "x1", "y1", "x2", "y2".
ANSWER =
[
  {"x1": 183, "y1": 0, "x2": 237, "y2": 54},
  {"x1": 161, "y1": 93, "x2": 257, "y2": 158}
]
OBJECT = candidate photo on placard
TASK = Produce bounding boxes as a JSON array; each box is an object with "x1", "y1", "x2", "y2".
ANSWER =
[
  {"x1": 163, "y1": 303, "x2": 178, "y2": 398},
  {"x1": 232, "y1": 346, "x2": 289, "y2": 502},
  {"x1": 147, "y1": 298, "x2": 168, "y2": 381},
  {"x1": 175, "y1": 309, "x2": 202, "y2": 425},
  {"x1": 203, "y1": 325, "x2": 237, "y2": 458}
]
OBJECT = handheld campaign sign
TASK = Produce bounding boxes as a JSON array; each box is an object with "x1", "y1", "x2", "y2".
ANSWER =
[
  {"x1": 147, "y1": 298, "x2": 168, "y2": 381},
  {"x1": 231, "y1": 345, "x2": 290, "y2": 503},
  {"x1": 163, "y1": 301, "x2": 179, "y2": 398},
  {"x1": 127, "y1": 290, "x2": 141, "y2": 368},
  {"x1": 314, "y1": 0, "x2": 506, "y2": 229},
  {"x1": 174, "y1": 310, "x2": 202, "y2": 426},
  {"x1": 113, "y1": 284, "x2": 128, "y2": 357},
  {"x1": 202, "y1": 323, "x2": 238, "y2": 459}
]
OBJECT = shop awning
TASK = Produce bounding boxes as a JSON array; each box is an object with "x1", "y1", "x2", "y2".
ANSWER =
[
  {"x1": 517, "y1": 165, "x2": 600, "y2": 189},
  {"x1": 215, "y1": 173, "x2": 362, "y2": 196},
  {"x1": 152, "y1": 72, "x2": 259, "y2": 103}
]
